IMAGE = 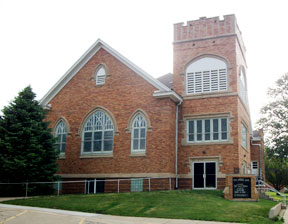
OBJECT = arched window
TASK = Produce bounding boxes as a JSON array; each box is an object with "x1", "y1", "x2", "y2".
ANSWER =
[
  {"x1": 82, "y1": 110, "x2": 114, "y2": 153},
  {"x1": 95, "y1": 65, "x2": 106, "y2": 85},
  {"x1": 240, "y1": 69, "x2": 246, "y2": 104},
  {"x1": 131, "y1": 114, "x2": 146, "y2": 152},
  {"x1": 186, "y1": 57, "x2": 227, "y2": 94},
  {"x1": 55, "y1": 121, "x2": 67, "y2": 154}
]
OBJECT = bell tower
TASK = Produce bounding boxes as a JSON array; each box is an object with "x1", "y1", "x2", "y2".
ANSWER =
[{"x1": 174, "y1": 15, "x2": 252, "y2": 189}]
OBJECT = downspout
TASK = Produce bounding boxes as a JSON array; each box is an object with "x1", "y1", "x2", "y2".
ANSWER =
[
  {"x1": 251, "y1": 140, "x2": 262, "y2": 181},
  {"x1": 175, "y1": 101, "x2": 182, "y2": 188}
]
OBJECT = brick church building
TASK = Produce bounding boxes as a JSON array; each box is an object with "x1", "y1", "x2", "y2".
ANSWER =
[{"x1": 40, "y1": 14, "x2": 264, "y2": 192}]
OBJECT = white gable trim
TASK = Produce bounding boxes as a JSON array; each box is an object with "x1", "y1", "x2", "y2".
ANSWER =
[
  {"x1": 40, "y1": 39, "x2": 174, "y2": 106},
  {"x1": 153, "y1": 90, "x2": 183, "y2": 103}
]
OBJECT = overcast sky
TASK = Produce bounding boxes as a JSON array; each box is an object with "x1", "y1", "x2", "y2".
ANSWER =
[{"x1": 1, "y1": 0, "x2": 288, "y2": 127}]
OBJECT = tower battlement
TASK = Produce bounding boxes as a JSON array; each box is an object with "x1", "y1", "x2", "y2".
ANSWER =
[{"x1": 174, "y1": 14, "x2": 244, "y2": 50}]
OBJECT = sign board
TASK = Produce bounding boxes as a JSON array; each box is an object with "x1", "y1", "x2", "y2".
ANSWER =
[{"x1": 233, "y1": 177, "x2": 251, "y2": 198}]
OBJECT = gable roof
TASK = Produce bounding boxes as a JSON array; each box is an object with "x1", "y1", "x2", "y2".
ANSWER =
[{"x1": 40, "y1": 39, "x2": 182, "y2": 106}]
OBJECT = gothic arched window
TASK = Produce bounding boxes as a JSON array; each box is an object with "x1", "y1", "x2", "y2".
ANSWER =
[{"x1": 82, "y1": 110, "x2": 114, "y2": 153}]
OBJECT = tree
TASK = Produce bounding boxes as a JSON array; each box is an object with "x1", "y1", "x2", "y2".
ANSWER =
[
  {"x1": 258, "y1": 73, "x2": 288, "y2": 159},
  {"x1": 0, "y1": 86, "x2": 58, "y2": 186},
  {"x1": 264, "y1": 150, "x2": 288, "y2": 190},
  {"x1": 258, "y1": 73, "x2": 288, "y2": 188}
]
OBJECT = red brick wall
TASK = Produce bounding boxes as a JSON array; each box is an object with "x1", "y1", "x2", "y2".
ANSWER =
[
  {"x1": 251, "y1": 130, "x2": 265, "y2": 180},
  {"x1": 173, "y1": 15, "x2": 252, "y2": 179},
  {"x1": 46, "y1": 48, "x2": 177, "y2": 176}
]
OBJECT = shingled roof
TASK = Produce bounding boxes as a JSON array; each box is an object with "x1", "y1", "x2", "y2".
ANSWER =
[{"x1": 157, "y1": 73, "x2": 173, "y2": 90}]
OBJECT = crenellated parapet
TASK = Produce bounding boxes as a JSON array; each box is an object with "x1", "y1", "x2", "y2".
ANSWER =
[{"x1": 174, "y1": 14, "x2": 245, "y2": 52}]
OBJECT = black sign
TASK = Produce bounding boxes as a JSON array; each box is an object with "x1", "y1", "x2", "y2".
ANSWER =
[{"x1": 233, "y1": 177, "x2": 251, "y2": 198}]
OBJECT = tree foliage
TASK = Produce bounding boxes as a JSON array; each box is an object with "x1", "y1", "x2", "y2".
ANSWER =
[
  {"x1": 258, "y1": 73, "x2": 288, "y2": 188},
  {"x1": 258, "y1": 73, "x2": 288, "y2": 159},
  {"x1": 0, "y1": 86, "x2": 58, "y2": 184},
  {"x1": 264, "y1": 152, "x2": 288, "y2": 190}
]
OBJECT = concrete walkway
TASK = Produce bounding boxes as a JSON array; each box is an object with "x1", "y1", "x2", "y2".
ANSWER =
[{"x1": 0, "y1": 203, "x2": 234, "y2": 224}]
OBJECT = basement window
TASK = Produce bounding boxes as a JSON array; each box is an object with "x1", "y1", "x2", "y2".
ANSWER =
[{"x1": 131, "y1": 179, "x2": 143, "y2": 192}]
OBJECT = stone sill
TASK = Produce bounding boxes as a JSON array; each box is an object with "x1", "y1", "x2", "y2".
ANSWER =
[
  {"x1": 80, "y1": 153, "x2": 113, "y2": 159},
  {"x1": 182, "y1": 140, "x2": 234, "y2": 146},
  {"x1": 182, "y1": 92, "x2": 237, "y2": 100},
  {"x1": 129, "y1": 152, "x2": 146, "y2": 157}
]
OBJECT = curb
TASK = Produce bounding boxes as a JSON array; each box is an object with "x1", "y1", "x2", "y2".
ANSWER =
[{"x1": 0, "y1": 203, "x2": 100, "y2": 217}]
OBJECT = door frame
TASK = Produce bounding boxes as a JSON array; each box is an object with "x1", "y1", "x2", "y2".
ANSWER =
[
  {"x1": 251, "y1": 161, "x2": 259, "y2": 176},
  {"x1": 192, "y1": 161, "x2": 217, "y2": 190}
]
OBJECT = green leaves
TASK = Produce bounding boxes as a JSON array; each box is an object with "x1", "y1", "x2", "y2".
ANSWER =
[
  {"x1": 257, "y1": 73, "x2": 288, "y2": 189},
  {"x1": 257, "y1": 73, "x2": 288, "y2": 160}
]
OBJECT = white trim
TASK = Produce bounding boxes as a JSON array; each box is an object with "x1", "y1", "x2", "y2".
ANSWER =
[
  {"x1": 40, "y1": 39, "x2": 174, "y2": 106},
  {"x1": 95, "y1": 65, "x2": 106, "y2": 85},
  {"x1": 185, "y1": 57, "x2": 228, "y2": 95},
  {"x1": 153, "y1": 90, "x2": 182, "y2": 103},
  {"x1": 131, "y1": 113, "x2": 147, "y2": 153},
  {"x1": 81, "y1": 110, "x2": 114, "y2": 154},
  {"x1": 54, "y1": 120, "x2": 67, "y2": 154},
  {"x1": 187, "y1": 117, "x2": 228, "y2": 143},
  {"x1": 251, "y1": 161, "x2": 259, "y2": 176}
]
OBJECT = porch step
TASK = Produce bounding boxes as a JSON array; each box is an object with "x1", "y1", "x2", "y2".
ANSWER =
[{"x1": 258, "y1": 191, "x2": 277, "y2": 202}]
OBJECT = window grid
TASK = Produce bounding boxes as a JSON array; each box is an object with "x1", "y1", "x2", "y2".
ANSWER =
[
  {"x1": 187, "y1": 118, "x2": 228, "y2": 143},
  {"x1": 131, "y1": 114, "x2": 146, "y2": 152},
  {"x1": 186, "y1": 68, "x2": 227, "y2": 94},
  {"x1": 82, "y1": 111, "x2": 114, "y2": 153},
  {"x1": 131, "y1": 179, "x2": 143, "y2": 192},
  {"x1": 55, "y1": 121, "x2": 66, "y2": 154},
  {"x1": 252, "y1": 161, "x2": 258, "y2": 169}
]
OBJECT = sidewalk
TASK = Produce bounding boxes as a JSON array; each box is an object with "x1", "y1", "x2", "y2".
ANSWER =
[{"x1": 0, "y1": 203, "x2": 235, "y2": 224}]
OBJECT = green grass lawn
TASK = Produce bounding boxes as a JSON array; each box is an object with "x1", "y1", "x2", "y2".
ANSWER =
[
  {"x1": 266, "y1": 191, "x2": 288, "y2": 202},
  {"x1": 2, "y1": 190, "x2": 282, "y2": 224}
]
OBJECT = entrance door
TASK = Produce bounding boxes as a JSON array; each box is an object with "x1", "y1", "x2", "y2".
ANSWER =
[
  {"x1": 251, "y1": 161, "x2": 259, "y2": 176},
  {"x1": 194, "y1": 163, "x2": 204, "y2": 188},
  {"x1": 193, "y1": 162, "x2": 216, "y2": 189}
]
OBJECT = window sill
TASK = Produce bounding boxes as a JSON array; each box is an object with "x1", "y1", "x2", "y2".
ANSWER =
[
  {"x1": 182, "y1": 139, "x2": 234, "y2": 146},
  {"x1": 80, "y1": 153, "x2": 113, "y2": 158},
  {"x1": 130, "y1": 152, "x2": 146, "y2": 157},
  {"x1": 182, "y1": 91, "x2": 236, "y2": 100},
  {"x1": 95, "y1": 83, "x2": 105, "y2": 87}
]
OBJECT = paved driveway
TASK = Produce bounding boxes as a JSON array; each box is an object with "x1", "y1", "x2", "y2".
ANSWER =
[{"x1": 0, "y1": 203, "x2": 235, "y2": 224}]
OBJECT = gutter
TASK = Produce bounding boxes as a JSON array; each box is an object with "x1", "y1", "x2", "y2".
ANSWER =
[{"x1": 153, "y1": 90, "x2": 183, "y2": 103}]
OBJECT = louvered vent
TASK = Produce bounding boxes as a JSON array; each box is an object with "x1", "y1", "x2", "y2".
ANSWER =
[
  {"x1": 95, "y1": 66, "x2": 106, "y2": 85},
  {"x1": 186, "y1": 57, "x2": 228, "y2": 94},
  {"x1": 187, "y1": 72, "x2": 195, "y2": 93},
  {"x1": 96, "y1": 75, "x2": 106, "y2": 85},
  {"x1": 186, "y1": 68, "x2": 227, "y2": 94}
]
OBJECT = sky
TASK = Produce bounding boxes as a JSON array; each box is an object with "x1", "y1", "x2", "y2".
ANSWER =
[{"x1": 0, "y1": 0, "x2": 288, "y2": 127}]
